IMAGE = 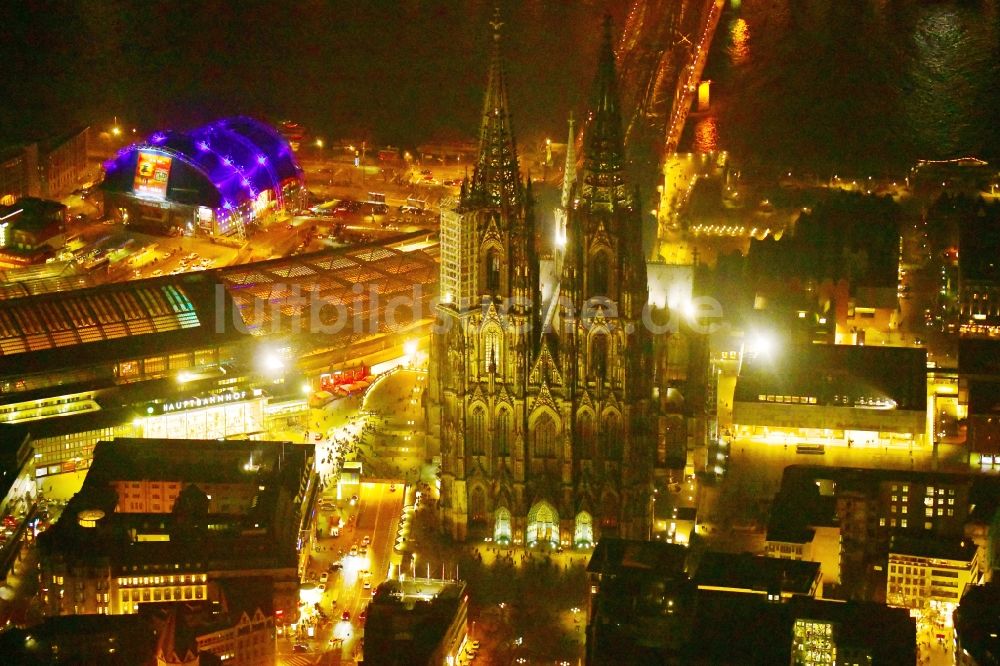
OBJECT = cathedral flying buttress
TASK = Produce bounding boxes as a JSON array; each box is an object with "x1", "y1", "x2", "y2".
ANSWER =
[{"x1": 430, "y1": 12, "x2": 659, "y2": 548}]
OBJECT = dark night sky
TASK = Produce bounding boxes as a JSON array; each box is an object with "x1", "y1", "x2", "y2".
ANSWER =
[{"x1": 3, "y1": 1, "x2": 623, "y2": 149}]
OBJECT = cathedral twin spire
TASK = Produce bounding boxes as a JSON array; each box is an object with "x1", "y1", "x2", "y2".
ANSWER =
[
  {"x1": 580, "y1": 16, "x2": 630, "y2": 211},
  {"x1": 467, "y1": 10, "x2": 629, "y2": 214},
  {"x1": 467, "y1": 7, "x2": 523, "y2": 212}
]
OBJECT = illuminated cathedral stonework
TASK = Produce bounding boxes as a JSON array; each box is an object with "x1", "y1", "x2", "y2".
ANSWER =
[{"x1": 431, "y1": 15, "x2": 658, "y2": 546}]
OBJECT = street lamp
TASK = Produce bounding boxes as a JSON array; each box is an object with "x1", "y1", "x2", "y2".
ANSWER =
[{"x1": 315, "y1": 138, "x2": 324, "y2": 149}]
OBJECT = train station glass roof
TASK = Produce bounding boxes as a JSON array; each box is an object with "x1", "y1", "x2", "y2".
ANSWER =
[
  {"x1": 0, "y1": 283, "x2": 200, "y2": 357},
  {"x1": 218, "y1": 235, "x2": 440, "y2": 340}
]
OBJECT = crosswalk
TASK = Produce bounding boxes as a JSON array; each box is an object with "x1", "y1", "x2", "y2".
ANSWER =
[{"x1": 277, "y1": 653, "x2": 323, "y2": 666}]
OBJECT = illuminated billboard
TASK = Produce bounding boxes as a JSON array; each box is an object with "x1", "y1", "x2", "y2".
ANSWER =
[{"x1": 133, "y1": 151, "x2": 173, "y2": 200}]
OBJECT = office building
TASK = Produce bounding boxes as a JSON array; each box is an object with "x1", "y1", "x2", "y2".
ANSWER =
[
  {"x1": 141, "y1": 578, "x2": 276, "y2": 666},
  {"x1": 733, "y1": 344, "x2": 927, "y2": 447},
  {"x1": 37, "y1": 438, "x2": 313, "y2": 620},
  {"x1": 364, "y1": 578, "x2": 469, "y2": 666},
  {"x1": 954, "y1": 582, "x2": 1000, "y2": 666},
  {"x1": 887, "y1": 536, "x2": 980, "y2": 613},
  {"x1": 692, "y1": 551, "x2": 823, "y2": 599},
  {"x1": 0, "y1": 197, "x2": 68, "y2": 267},
  {"x1": 584, "y1": 538, "x2": 915, "y2": 665},
  {"x1": 0, "y1": 613, "x2": 158, "y2": 665}
]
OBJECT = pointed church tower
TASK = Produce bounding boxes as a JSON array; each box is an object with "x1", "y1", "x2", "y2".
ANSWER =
[
  {"x1": 466, "y1": 7, "x2": 523, "y2": 212},
  {"x1": 558, "y1": 15, "x2": 655, "y2": 541},
  {"x1": 435, "y1": 7, "x2": 540, "y2": 542}
]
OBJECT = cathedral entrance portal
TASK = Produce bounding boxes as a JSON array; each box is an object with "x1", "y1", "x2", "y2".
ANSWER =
[
  {"x1": 574, "y1": 511, "x2": 594, "y2": 549},
  {"x1": 494, "y1": 507, "x2": 512, "y2": 545},
  {"x1": 526, "y1": 501, "x2": 559, "y2": 548}
]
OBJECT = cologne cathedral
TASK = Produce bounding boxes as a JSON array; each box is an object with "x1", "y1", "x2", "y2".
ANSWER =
[{"x1": 430, "y1": 15, "x2": 664, "y2": 546}]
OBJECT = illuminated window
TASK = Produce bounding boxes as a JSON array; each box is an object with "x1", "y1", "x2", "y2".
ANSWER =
[
  {"x1": 496, "y1": 409, "x2": 510, "y2": 456},
  {"x1": 482, "y1": 326, "x2": 502, "y2": 374},
  {"x1": 118, "y1": 361, "x2": 140, "y2": 379},
  {"x1": 532, "y1": 413, "x2": 557, "y2": 458},
  {"x1": 591, "y1": 333, "x2": 609, "y2": 380},
  {"x1": 143, "y1": 356, "x2": 166, "y2": 374},
  {"x1": 168, "y1": 353, "x2": 192, "y2": 370},
  {"x1": 469, "y1": 407, "x2": 486, "y2": 456},
  {"x1": 590, "y1": 251, "x2": 610, "y2": 296},
  {"x1": 602, "y1": 412, "x2": 623, "y2": 460}
]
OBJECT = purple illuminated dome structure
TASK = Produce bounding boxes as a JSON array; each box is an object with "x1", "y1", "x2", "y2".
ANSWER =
[{"x1": 101, "y1": 117, "x2": 305, "y2": 238}]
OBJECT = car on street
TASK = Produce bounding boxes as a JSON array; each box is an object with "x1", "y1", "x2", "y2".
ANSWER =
[
  {"x1": 362, "y1": 536, "x2": 371, "y2": 546},
  {"x1": 293, "y1": 644, "x2": 308, "y2": 653},
  {"x1": 342, "y1": 610, "x2": 351, "y2": 622},
  {"x1": 320, "y1": 572, "x2": 329, "y2": 583}
]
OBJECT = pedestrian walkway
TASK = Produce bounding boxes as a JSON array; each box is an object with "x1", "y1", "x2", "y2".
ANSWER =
[{"x1": 465, "y1": 541, "x2": 593, "y2": 571}]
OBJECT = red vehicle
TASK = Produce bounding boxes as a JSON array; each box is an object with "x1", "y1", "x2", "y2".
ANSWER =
[
  {"x1": 320, "y1": 365, "x2": 370, "y2": 392},
  {"x1": 341, "y1": 610, "x2": 351, "y2": 622}
]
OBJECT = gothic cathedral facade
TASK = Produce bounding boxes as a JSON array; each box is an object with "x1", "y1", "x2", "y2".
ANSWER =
[{"x1": 432, "y1": 15, "x2": 658, "y2": 547}]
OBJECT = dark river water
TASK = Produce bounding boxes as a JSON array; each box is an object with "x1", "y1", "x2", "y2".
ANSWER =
[
  {"x1": 3, "y1": 0, "x2": 617, "y2": 149},
  {"x1": 5, "y1": 0, "x2": 998, "y2": 176},
  {"x1": 692, "y1": 0, "x2": 1000, "y2": 174}
]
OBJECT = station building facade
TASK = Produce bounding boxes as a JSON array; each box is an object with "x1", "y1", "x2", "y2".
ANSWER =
[
  {"x1": 0, "y1": 271, "x2": 309, "y2": 484},
  {"x1": 0, "y1": 234, "x2": 440, "y2": 491},
  {"x1": 101, "y1": 117, "x2": 305, "y2": 239}
]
